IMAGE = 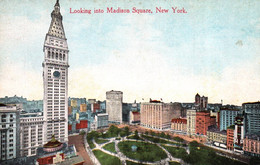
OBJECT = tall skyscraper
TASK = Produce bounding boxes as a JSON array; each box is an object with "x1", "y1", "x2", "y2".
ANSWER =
[
  {"x1": 187, "y1": 109, "x2": 196, "y2": 135},
  {"x1": 43, "y1": 0, "x2": 69, "y2": 143},
  {"x1": 106, "y1": 90, "x2": 123, "y2": 123},
  {"x1": 234, "y1": 116, "x2": 244, "y2": 153},
  {"x1": 195, "y1": 93, "x2": 208, "y2": 111},
  {"x1": 243, "y1": 102, "x2": 260, "y2": 135},
  {"x1": 219, "y1": 108, "x2": 239, "y2": 131}
]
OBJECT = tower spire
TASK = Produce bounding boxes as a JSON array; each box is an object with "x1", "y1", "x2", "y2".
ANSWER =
[
  {"x1": 47, "y1": 0, "x2": 66, "y2": 39},
  {"x1": 43, "y1": 0, "x2": 69, "y2": 144},
  {"x1": 55, "y1": 0, "x2": 60, "y2": 7}
]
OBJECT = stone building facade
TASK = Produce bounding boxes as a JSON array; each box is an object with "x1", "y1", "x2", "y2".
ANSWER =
[
  {"x1": 140, "y1": 100, "x2": 178, "y2": 130},
  {"x1": 196, "y1": 111, "x2": 216, "y2": 135},
  {"x1": 234, "y1": 116, "x2": 244, "y2": 153},
  {"x1": 243, "y1": 134, "x2": 260, "y2": 157},
  {"x1": 20, "y1": 114, "x2": 44, "y2": 157},
  {"x1": 80, "y1": 104, "x2": 87, "y2": 112},
  {"x1": 207, "y1": 127, "x2": 227, "y2": 148},
  {"x1": 130, "y1": 111, "x2": 140, "y2": 124},
  {"x1": 227, "y1": 125, "x2": 235, "y2": 150},
  {"x1": 106, "y1": 90, "x2": 123, "y2": 124},
  {"x1": 95, "y1": 113, "x2": 109, "y2": 129},
  {"x1": 187, "y1": 109, "x2": 196, "y2": 135},
  {"x1": 219, "y1": 108, "x2": 239, "y2": 131},
  {"x1": 243, "y1": 102, "x2": 260, "y2": 135},
  {"x1": 43, "y1": 0, "x2": 69, "y2": 143},
  {"x1": 171, "y1": 118, "x2": 187, "y2": 132},
  {"x1": 195, "y1": 93, "x2": 208, "y2": 111},
  {"x1": 0, "y1": 104, "x2": 20, "y2": 161}
]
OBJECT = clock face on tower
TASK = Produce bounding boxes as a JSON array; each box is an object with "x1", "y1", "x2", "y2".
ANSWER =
[{"x1": 53, "y1": 71, "x2": 60, "y2": 78}]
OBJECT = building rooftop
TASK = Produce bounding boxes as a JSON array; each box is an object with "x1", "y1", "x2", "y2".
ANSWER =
[
  {"x1": 0, "y1": 155, "x2": 37, "y2": 165},
  {"x1": 0, "y1": 104, "x2": 17, "y2": 112},
  {"x1": 220, "y1": 107, "x2": 240, "y2": 111},
  {"x1": 208, "y1": 126, "x2": 227, "y2": 135},
  {"x1": 132, "y1": 111, "x2": 140, "y2": 115},
  {"x1": 245, "y1": 134, "x2": 260, "y2": 140},
  {"x1": 171, "y1": 118, "x2": 187, "y2": 123},
  {"x1": 97, "y1": 113, "x2": 108, "y2": 116},
  {"x1": 0, "y1": 103, "x2": 7, "y2": 106},
  {"x1": 242, "y1": 101, "x2": 260, "y2": 105},
  {"x1": 227, "y1": 125, "x2": 235, "y2": 130},
  {"x1": 43, "y1": 135, "x2": 63, "y2": 149},
  {"x1": 149, "y1": 99, "x2": 161, "y2": 103},
  {"x1": 37, "y1": 144, "x2": 76, "y2": 158},
  {"x1": 56, "y1": 155, "x2": 85, "y2": 165},
  {"x1": 106, "y1": 90, "x2": 123, "y2": 94}
]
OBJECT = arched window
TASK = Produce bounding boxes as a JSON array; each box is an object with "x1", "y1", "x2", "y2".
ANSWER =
[
  {"x1": 52, "y1": 52, "x2": 54, "y2": 59},
  {"x1": 63, "y1": 54, "x2": 65, "y2": 61},
  {"x1": 56, "y1": 53, "x2": 58, "y2": 60},
  {"x1": 59, "y1": 53, "x2": 62, "y2": 60},
  {"x1": 48, "y1": 51, "x2": 50, "y2": 58}
]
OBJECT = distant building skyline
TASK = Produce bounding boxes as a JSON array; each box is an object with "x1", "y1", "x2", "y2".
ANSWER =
[{"x1": 0, "y1": 0, "x2": 259, "y2": 105}]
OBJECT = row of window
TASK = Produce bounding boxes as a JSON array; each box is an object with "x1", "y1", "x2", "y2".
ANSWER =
[{"x1": 1, "y1": 114, "x2": 14, "y2": 118}]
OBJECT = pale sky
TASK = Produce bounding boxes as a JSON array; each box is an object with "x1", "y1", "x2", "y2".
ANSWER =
[{"x1": 0, "y1": 0, "x2": 259, "y2": 105}]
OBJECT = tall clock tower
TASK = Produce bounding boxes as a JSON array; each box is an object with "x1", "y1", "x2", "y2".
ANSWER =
[{"x1": 43, "y1": 0, "x2": 69, "y2": 143}]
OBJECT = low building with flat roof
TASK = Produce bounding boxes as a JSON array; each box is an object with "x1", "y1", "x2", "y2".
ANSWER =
[
  {"x1": 171, "y1": 118, "x2": 187, "y2": 132},
  {"x1": 207, "y1": 126, "x2": 227, "y2": 148}
]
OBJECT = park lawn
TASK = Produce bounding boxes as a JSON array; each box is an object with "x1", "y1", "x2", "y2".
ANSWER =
[
  {"x1": 141, "y1": 134, "x2": 180, "y2": 146},
  {"x1": 127, "y1": 135, "x2": 143, "y2": 140},
  {"x1": 169, "y1": 161, "x2": 181, "y2": 165},
  {"x1": 103, "y1": 142, "x2": 117, "y2": 153},
  {"x1": 162, "y1": 145, "x2": 187, "y2": 159},
  {"x1": 118, "y1": 141, "x2": 167, "y2": 162},
  {"x1": 126, "y1": 160, "x2": 146, "y2": 165},
  {"x1": 172, "y1": 137, "x2": 185, "y2": 143},
  {"x1": 93, "y1": 149, "x2": 121, "y2": 165},
  {"x1": 95, "y1": 138, "x2": 109, "y2": 144},
  {"x1": 184, "y1": 141, "x2": 247, "y2": 165}
]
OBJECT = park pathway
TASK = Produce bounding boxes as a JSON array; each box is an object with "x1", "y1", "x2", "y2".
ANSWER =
[{"x1": 89, "y1": 134, "x2": 188, "y2": 165}]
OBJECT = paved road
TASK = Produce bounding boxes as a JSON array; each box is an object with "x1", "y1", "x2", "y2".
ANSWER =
[{"x1": 69, "y1": 135, "x2": 94, "y2": 165}]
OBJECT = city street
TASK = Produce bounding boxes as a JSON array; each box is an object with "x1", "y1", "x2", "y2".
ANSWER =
[{"x1": 68, "y1": 135, "x2": 94, "y2": 165}]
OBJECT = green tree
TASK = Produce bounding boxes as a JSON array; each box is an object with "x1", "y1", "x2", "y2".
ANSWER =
[
  {"x1": 120, "y1": 131, "x2": 126, "y2": 137},
  {"x1": 134, "y1": 130, "x2": 139, "y2": 139},
  {"x1": 150, "y1": 130, "x2": 156, "y2": 136},
  {"x1": 87, "y1": 131, "x2": 99, "y2": 140},
  {"x1": 173, "y1": 137, "x2": 184, "y2": 144},
  {"x1": 124, "y1": 126, "x2": 130, "y2": 136},
  {"x1": 80, "y1": 130, "x2": 86, "y2": 135},
  {"x1": 108, "y1": 125, "x2": 120, "y2": 136},
  {"x1": 145, "y1": 131, "x2": 149, "y2": 135},
  {"x1": 154, "y1": 137, "x2": 160, "y2": 143},
  {"x1": 160, "y1": 132, "x2": 166, "y2": 138},
  {"x1": 166, "y1": 134, "x2": 171, "y2": 139},
  {"x1": 101, "y1": 132, "x2": 106, "y2": 138},
  {"x1": 156, "y1": 132, "x2": 160, "y2": 137}
]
